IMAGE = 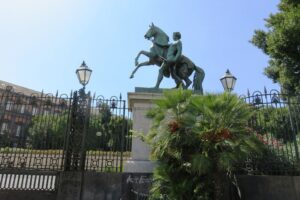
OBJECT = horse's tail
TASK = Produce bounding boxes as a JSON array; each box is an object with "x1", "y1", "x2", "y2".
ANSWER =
[{"x1": 193, "y1": 66, "x2": 205, "y2": 94}]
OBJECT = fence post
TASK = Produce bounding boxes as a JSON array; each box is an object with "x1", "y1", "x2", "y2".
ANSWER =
[
  {"x1": 120, "y1": 100, "x2": 126, "y2": 172},
  {"x1": 287, "y1": 96, "x2": 300, "y2": 162},
  {"x1": 63, "y1": 88, "x2": 90, "y2": 171},
  {"x1": 58, "y1": 88, "x2": 91, "y2": 200}
]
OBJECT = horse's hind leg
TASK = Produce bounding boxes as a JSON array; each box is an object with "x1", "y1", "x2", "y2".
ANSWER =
[
  {"x1": 193, "y1": 66, "x2": 205, "y2": 94},
  {"x1": 154, "y1": 66, "x2": 165, "y2": 89}
]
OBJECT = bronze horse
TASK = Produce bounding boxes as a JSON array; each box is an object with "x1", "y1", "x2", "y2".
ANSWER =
[{"x1": 130, "y1": 23, "x2": 205, "y2": 94}]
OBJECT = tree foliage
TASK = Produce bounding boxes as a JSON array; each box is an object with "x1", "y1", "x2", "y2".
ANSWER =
[
  {"x1": 251, "y1": 0, "x2": 300, "y2": 94},
  {"x1": 145, "y1": 89, "x2": 264, "y2": 200},
  {"x1": 253, "y1": 106, "x2": 300, "y2": 143},
  {"x1": 27, "y1": 112, "x2": 68, "y2": 149},
  {"x1": 87, "y1": 110, "x2": 131, "y2": 151},
  {"x1": 27, "y1": 105, "x2": 131, "y2": 151}
]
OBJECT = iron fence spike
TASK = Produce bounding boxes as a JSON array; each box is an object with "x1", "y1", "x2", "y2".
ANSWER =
[{"x1": 264, "y1": 87, "x2": 267, "y2": 94}]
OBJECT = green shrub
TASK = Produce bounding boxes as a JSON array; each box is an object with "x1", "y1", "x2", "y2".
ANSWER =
[{"x1": 145, "y1": 89, "x2": 264, "y2": 200}]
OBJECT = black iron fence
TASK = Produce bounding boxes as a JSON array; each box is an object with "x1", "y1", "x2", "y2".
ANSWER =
[
  {"x1": 0, "y1": 86, "x2": 132, "y2": 190},
  {"x1": 0, "y1": 89, "x2": 70, "y2": 171},
  {"x1": 2, "y1": 86, "x2": 300, "y2": 191},
  {"x1": 83, "y1": 93, "x2": 132, "y2": 172},
  {"x1": 240, "y1": 88, "x2": 300, "y2": 175}
]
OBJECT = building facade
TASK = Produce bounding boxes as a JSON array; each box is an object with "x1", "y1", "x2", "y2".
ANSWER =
[{"x1": 0, "y1": 80, "x2": 68, "y2": 147}]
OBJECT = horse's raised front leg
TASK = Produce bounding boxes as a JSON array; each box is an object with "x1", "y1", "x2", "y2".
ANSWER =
[
  {"x1": 135, "y1": 50, "x2": 154, "y2": 66},
  {"x1": 130, "y1": 61, "x2": 152, "y2": 79}
]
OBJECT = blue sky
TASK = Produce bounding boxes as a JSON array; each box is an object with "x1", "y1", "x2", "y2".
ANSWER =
[{"x1": 0, "y1": 0, "x2": 280, "y2": 98}]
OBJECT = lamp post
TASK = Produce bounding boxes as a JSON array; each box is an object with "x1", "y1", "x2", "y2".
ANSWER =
[
  {"x1": 76, "y1": 61, "x2": 92, "y2": 90},
  {"x1": 65, "y1": 61, "x2": 92, "y2": 171},
  {"x1": 220, "y1": 69, "x2": 237, "y2": 92}
]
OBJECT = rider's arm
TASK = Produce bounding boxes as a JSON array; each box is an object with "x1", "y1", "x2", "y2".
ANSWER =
[{"x1": 174, "y1": 41, "x2": 182, "y2": 62}]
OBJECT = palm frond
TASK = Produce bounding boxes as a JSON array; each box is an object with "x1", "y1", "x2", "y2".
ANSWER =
[{"x1": 191, "y1": 154, "x2": 212, "y2": 175}]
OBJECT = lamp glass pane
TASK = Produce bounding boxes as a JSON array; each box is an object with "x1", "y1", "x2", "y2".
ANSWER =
[
  {"x1": 84, "y1": 70, "x2": 92, "y2": 85},
  {"x1": 220, "y1": 78, "x2": 228, "y2": 90},
  {"x1": 77, "y1": 69, "x2": 86, "y2": 85},
  {"x1": 226, "y1": 77, "x2": 234, "y2": 90},
  {"x1": 231, "y1": 78, "x2": 236, "y2": 90}
]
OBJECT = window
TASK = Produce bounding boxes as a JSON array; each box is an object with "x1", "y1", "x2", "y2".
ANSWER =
[
  {"x1": 16, "y1": 125, "x2": 21, "y2": 137},
  {"x1": 6, "y1": 101, "x2": 13, "y2": 111},
  {"x1": 32, "y1": 107, "x2": 38, "y2": 115},
  {"x1": 1, "y1": 123, "x2": 8, "y2": 135},
  {"x1": 20, "y1": 105, "x2": 25, "y2": 114},
  {"x1": 43, "y1": 110, "x2": 49, "y2": 115}
]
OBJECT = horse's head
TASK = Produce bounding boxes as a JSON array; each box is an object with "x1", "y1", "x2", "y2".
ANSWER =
[
  {"x1": 144, "y1": 23, "x2": 157, "y2": 40},
  {"x1": 144, "y1": 23, "x2": 169, "y2": 46}
]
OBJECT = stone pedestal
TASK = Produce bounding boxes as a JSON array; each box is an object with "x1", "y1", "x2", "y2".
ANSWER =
[{"x1": 124, "y1": 90, "x2": 163, "y2": 173}]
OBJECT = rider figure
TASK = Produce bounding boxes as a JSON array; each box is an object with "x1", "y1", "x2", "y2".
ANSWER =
[{"x1": 154, "y1": 32, "x2": 182, "y2": 88}]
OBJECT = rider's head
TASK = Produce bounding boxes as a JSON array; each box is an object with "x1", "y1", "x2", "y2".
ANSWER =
[{"x1": 173, "y1": 32, "x2": 181, "y2": 40}]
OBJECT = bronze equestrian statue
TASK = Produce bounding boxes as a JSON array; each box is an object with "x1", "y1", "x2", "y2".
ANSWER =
[{"x1": 130, "y1": 23, "x2": 205, "y2": 94}]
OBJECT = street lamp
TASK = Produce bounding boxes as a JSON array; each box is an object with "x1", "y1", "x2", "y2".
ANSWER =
[
  {"x1": 64, "y1": 61, "x2": 92, "y2": 171},
  {"x1": 76, "y1": 61, "x2": 92, "y2": 89},
  {"x1": 220, "y1": 69, "x2": 237, "y2": 92}
]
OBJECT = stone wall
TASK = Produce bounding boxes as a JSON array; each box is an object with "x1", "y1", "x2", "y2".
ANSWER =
[
  {"x1": 0, "y1": 172, "x2": 152, "y2": 200},
  {"x1": 237, "y1": 175, "x2": 300, "y2": 200},
  {"x1": 1, "y1": 173, "x2": 300, "y2": 200}
]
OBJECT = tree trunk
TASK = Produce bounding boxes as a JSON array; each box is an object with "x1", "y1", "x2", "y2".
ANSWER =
[{"x1": 213, "y1": 171, "x2": 224, "y2": 200}]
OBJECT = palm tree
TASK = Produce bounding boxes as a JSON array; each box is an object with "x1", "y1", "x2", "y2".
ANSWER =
[{"x1": 146, "y1": 89, "x2": 264, "y2": 200}]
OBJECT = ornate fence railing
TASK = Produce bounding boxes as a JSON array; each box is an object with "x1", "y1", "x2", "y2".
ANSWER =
[
  {"x1": 82, "y1": 94, "x2": 132, "y2": 172},
  {"x1": 0, "y1": 90, "x2": 71, "y2": 171},
  {"x1": 240, "y1": 88, "x2": 300, "y2": 175},
  {"x1": 0, "y1": 86, "x2": 132, "y2": 190}
]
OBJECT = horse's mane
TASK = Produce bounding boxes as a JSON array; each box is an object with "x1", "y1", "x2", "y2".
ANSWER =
[{"x1": 153, "y1": 25, "x2": 169, "y2": 46}]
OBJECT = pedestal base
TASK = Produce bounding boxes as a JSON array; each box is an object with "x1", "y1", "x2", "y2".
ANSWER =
[
  {"x1": 125, "y1": 91, "x2": 162, "y2": 173},
  {"x1": 123, "y1": 159, "x2": 156, "y2": 173}
]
